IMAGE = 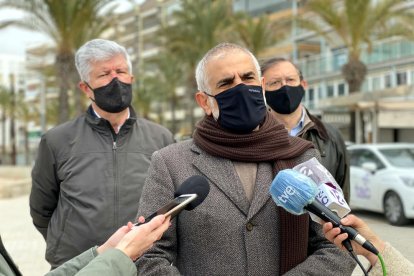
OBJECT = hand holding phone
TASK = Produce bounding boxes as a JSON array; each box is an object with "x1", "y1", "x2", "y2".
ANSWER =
[{"x1": 135, "y1": 194, "x2": 197, "y2": 226}]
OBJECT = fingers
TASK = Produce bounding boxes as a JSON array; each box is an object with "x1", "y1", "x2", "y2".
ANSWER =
[
  {"x1": 144, "y1": 215, "x2": 170, "y2": 242},
  {"x1": 324, "y1": 225, "x2": 342, "y2": 243},
  {"x1": 322, "y1": 221, "x2": 350, "y2": 251},
  {"x1": 341, "y1": 214, "x2": 365, "y2": 229},
  {"x1": 114, "y1": 225, "x2": 132, "y2": 238},
  {"x1": 340, "y1": 214, "x2": 356, "y2": 226},
  {"x1": 137, "y1": 216, "x2": 145, "y2": 224},
  {"x1": 154, "y1": 216, "x2": 171, "y2": 240},
  {"x1": 322, "y1": 222, "x2": 333, "y2": 235},
  {"x1": 332, "y1": 233, "x2": 349, "y2": 249}
]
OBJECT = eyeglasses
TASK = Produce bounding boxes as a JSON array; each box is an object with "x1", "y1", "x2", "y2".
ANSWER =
[{"x1": 265, "y1": 76, "x2": 300, "y2": 90}]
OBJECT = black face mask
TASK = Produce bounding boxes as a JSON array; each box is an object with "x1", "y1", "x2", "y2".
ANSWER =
[
  {"x1": 206, "y1": 83, "x2": 266, "y2": 134},
  {"x1": 265, "y1": 85, "x2": 304, "y2": 114},
  {"x1": 86, "y1": 77, "x2": 132, "y2": 113}
]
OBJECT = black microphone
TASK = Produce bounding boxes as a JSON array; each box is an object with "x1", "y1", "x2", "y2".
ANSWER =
[
  {"x1": 135, "y1": 175, "x2": 210, "y2": 226},
  {"x1": 269, "y1": 169, "x2": 379, "y2": 255}
]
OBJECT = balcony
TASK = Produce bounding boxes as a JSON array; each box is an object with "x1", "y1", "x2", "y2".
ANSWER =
[{"x1": 297, "y1": 38, "x2": 414, "y2": 81}]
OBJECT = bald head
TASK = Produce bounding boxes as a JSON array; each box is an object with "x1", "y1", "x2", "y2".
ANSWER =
[{"x1": 195, "y1": 43, "x2": 261, "y2": 93}]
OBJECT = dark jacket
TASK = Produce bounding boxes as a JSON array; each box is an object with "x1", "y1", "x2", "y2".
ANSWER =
[
  {"x1": 30, "y1": 106, "x2": 174, "y2": 268},
  {"x1": 299, "y1": 109, "x2": 350, "y2": 201}
]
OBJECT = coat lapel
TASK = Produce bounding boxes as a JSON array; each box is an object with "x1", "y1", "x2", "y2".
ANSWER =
[
  {"x1": 247, "y1": 162, "x2": 274, "y2": 220},
  {"x1": 191, "y1": 144, "x2": 250, "y2": 216}
]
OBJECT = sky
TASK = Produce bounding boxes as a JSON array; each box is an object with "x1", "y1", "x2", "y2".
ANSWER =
[
  {"x1": 0, "y1": 9, "x2": 50, "y2": 57},
  {"x1": 0, "y1": 0, "x2": 143, "y2": 57}
]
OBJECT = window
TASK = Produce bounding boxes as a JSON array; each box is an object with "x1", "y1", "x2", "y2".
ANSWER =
[
  {"x1": 327, "y1": 84, "x2": 334, "y2": 97},
  {"x1": 380, "y1": 148, "x2": 414, "y2": 168},
  {"x1": 385, "y1": 74, "x2": 392, "y2": 88},
  {"x1": 372, "y1": 76, "x2": 381, "y2": 91},
  {"x1": 308, "y1": 87, "x2": 314, "y2": 101},
  {"x1": 350, "y1": 149, "x2": 385, "y2": 170},
  {"x1": 317, "y1": 86, "x2": 323, "y2": 99},
  {"x1": 338, "y1": 83, "x2": 345, "y2": 96},
  {"x1": 332, "y1": 51, "x2": 347, "y2": 71},
  {"x1": 396, "y1": 71, "x2": 407, "y2": 85},
  {"x1": 361, "y1": 79, "x2": 369, "y2": 92}
]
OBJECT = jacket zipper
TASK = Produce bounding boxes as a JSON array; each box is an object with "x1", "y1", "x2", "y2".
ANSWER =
[{"x1": 112, "y1": 139, "x2": 118, "y2": 227}]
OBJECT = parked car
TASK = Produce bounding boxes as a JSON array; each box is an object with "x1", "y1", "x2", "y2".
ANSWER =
[{"x1": 348, "y1": 143, "x2": 414, "y2": 225}]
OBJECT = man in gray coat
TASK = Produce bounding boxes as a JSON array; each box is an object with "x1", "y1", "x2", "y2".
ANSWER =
[
  {"x1": 30, "y1": 39, "x2": 174, "y2": 268},
  {"x1": 136, "y1": 43, "x2": 356, "y2": 275}
]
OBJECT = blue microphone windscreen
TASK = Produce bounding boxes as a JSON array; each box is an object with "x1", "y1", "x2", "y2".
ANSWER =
[{"x1": 269, "y1": 169, "x2": 318, "y2": 215}]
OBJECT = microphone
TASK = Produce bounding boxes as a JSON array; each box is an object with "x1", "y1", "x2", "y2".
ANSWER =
[
  {"x1": 293, "y1": 157, "x2": 343, "y2": 191},
  {"x1": 135, "y1": 175, "x2": 210, "y2": 226},
  {"x1": 269, "y1": 169, "x2": 379, "y2": 255},
  {"x1": 174, "y1": 175, "x2": 210, "y2": 210},
  {"x1": 293, "y1": 157, "x2": 350, "y2": 223}
]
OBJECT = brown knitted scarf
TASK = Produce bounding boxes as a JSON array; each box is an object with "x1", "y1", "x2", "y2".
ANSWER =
[{"x1": 193, "y1": 112, "x2": 314, "y2": 274}]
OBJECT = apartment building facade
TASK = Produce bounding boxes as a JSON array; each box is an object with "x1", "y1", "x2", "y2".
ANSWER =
[
  {"x1": 21, "y1": 0, "x2": 414, "y2": 144},
  {"x1": 236, "y1": 0, "x2": 414, "y2": 143}
]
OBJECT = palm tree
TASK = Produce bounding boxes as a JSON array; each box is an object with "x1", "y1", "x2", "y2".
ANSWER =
[
  {"x1": 14, "y1": 92, "x2": 33, "y2": 165},
  {"x1": 300, "y1": 0, "x2": 406, "y2": 93},
  {"x1": 0, "y1": 0, "x2": 117, "y2": 124},
  {"x1": 133, "y1": 73, "x2": 158, "y2": 121},
  {"x1": 299, "y1": 0, "x2": 406, "y2": 142},
  {"x1": 146, "y1": 52, "x2": 184, "y2": 135},
  {"x1": 159, "y1": 0, "x2": 234, "y2": 134},
  {"x1": 230, "y1": 13, "x2": 289, "y2": 57},
  {"x1": 0, "y1": 85, "x2": 11, "y2": 161}
]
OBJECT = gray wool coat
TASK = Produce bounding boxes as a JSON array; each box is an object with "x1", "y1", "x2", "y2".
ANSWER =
[{"x1": 136, "y1": 140, "x2": 355, "y2": 276}]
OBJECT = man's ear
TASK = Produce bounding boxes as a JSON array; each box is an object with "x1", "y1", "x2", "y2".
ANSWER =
[
  {"x1": 301, "y1": 79, "x2": 308, "y2": 90},
  {"x1": 79, "y1": 82, "x2": 93, "y2": 97},
  {"x1": 195, "y1": 91, "x2": 212, "y2": 116}
]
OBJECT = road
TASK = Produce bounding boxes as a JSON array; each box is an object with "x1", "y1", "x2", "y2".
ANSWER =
[{"x1": 0, "y1": 195, "x2": 413, "y2": 275}]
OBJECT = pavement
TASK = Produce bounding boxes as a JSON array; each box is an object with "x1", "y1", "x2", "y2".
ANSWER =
[
  {"x1": 1, "y1": 194, "x2": 413, "y2": 276},
  {"x1": 0, "y1": 194, "x2": 49, "y2": 275}
]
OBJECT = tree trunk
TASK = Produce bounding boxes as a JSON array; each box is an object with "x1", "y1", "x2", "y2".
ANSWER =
[
  {"x1": 341, "y1": 57, "x2": 367, "y2": 93},
  {"x1": 9, "y1": 74, "x2": 16, "y2": 165},
  {"x1": 1, "y1": 110, "x2": 6, "y2": 163},
  {"x1": 72, "y1": 69, "x2": 84, "y2": 116},
  {"x1": 171, "y1": 93, "x2": 177, "y2": 136},
  {"x1": 186, "y1": 72, "x2": 198, "y2": 136},
  {"x1": 342, "y1": 57, "x2": 367, "y2": 142},
  {"x1": 56, "y1": 52, "x2": 75, "y2": 124},
  {"x1": 24, "y1": 125, "x2": 29, "y2": 165},
  {"x1": 349, "y1": 111, "x2": 356, "y2": 143}
]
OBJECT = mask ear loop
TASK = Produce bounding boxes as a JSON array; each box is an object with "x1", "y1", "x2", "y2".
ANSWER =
[
  {"x1": 84, "y1": 81, "x2": 94, "y2": 91},
  {"x1": 203, "y1": 92, "x2": 219, "y2": 121},
  {"x1": 84, "y1": 81, "x2": 96, "y2": 102}
]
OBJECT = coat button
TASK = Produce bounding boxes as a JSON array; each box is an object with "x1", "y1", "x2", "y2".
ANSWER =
[{"x1": 246, "y1": 222, "x2": 254, "y2": 231}]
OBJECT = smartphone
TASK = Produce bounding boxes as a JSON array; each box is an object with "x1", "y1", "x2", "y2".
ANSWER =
[{"x1": 134, "y1": 194, "x2": 197, "y2": 226}]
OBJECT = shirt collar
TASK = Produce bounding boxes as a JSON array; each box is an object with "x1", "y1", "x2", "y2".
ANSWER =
[
  {"x1": 92, "y1": 107, "x2": 130, "y2": 133},
  {"x1": 289, "y1": 106, "x2": 306, "y2": 137}
]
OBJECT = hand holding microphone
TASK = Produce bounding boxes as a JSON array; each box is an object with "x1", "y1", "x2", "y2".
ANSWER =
[
  {"x1": 269, "y1": 169, "x2": 379, "y2": 255},
  {"x1": 323, "y1": 214, "x2": 385, "y2": 266}
]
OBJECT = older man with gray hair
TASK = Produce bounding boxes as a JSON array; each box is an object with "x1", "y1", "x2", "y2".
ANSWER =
[
  {"x1": 30, "y1": 38, "x2": 174, "y2": 269},
  {"x1": 136, "y1": 43, "x2": 355, "y2": 275}
]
